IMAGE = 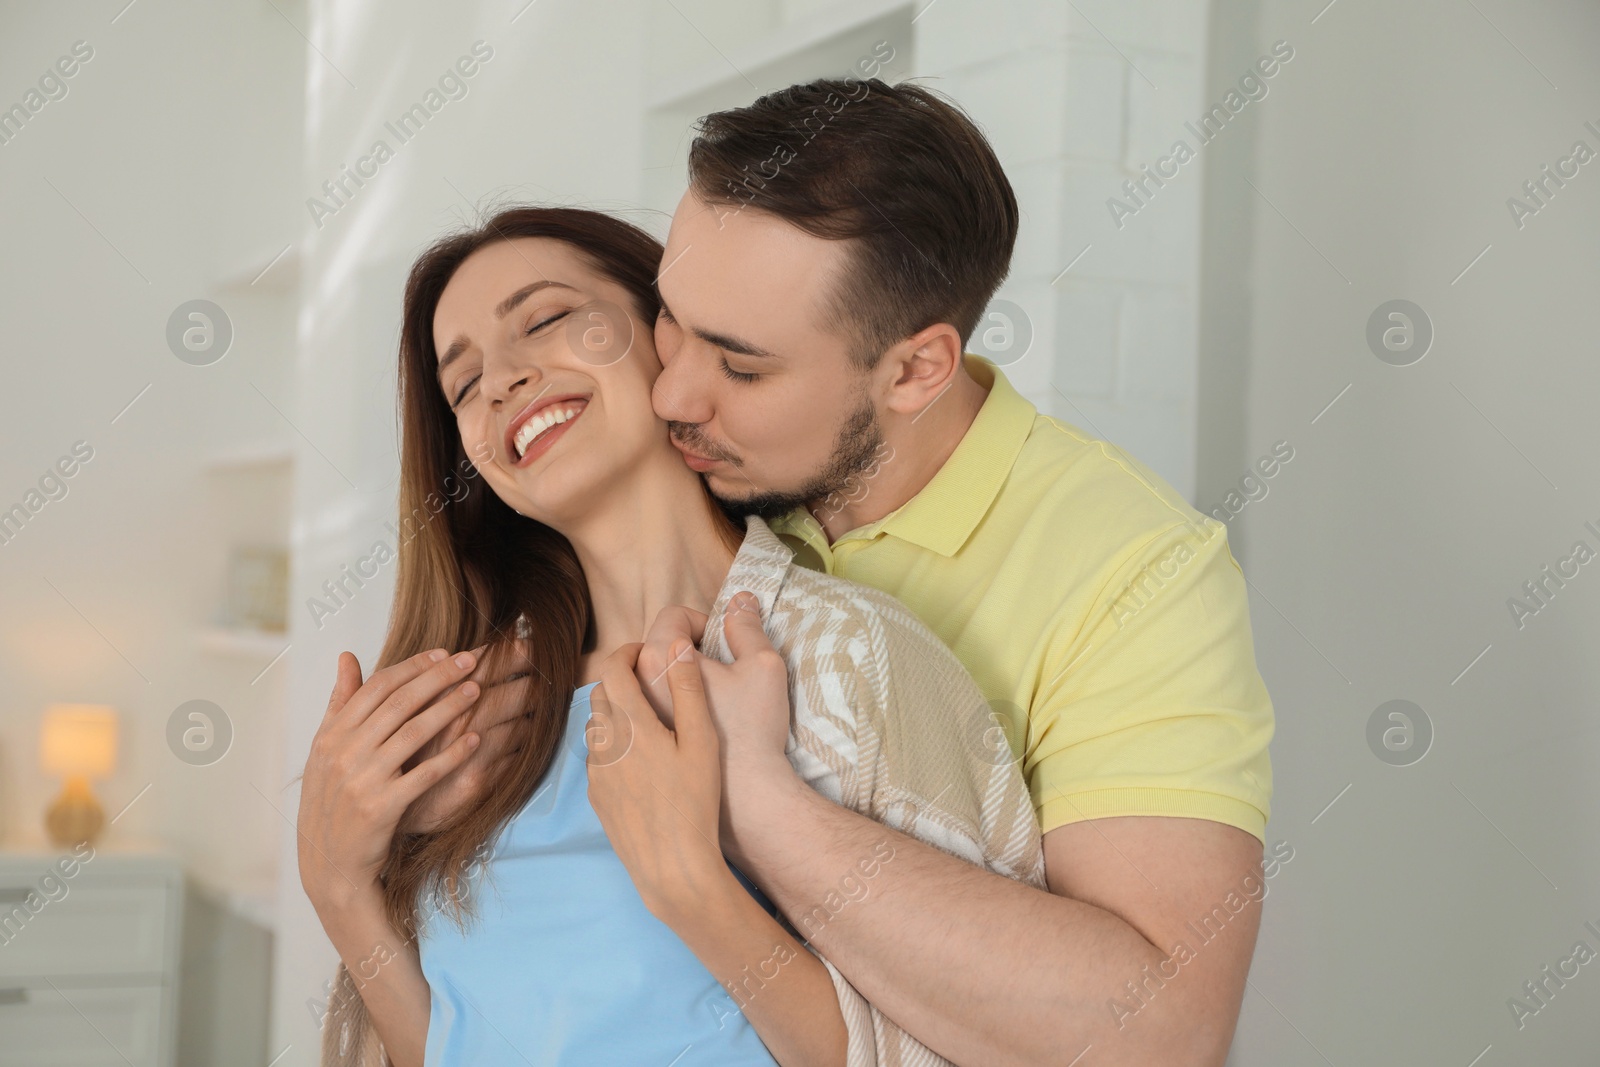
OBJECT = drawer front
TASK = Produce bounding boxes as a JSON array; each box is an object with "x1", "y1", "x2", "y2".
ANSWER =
[
  {"x1": 0, "y1": 983, "x2": 164, "y2": 1067},
  {"x1": 0, "y1": 883, "x2": 169, "y2": 978}
]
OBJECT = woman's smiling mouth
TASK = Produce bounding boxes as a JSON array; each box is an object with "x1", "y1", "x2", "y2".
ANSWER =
[{"x1": 507, "y1": 395, "x2": 589, "y2": 466}]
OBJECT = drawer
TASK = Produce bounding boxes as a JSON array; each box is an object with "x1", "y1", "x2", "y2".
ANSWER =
[
  {"x1": 0, "y1": 983, "x2": 164, "y2": 1066},
  {"x1": 0, "y1": 882, "x2": 169, "y2": 978}
]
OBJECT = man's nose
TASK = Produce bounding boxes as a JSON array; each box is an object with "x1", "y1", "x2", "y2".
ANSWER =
[{"x1": 651, "y1": 347, "x2": 713, "y2": 426}]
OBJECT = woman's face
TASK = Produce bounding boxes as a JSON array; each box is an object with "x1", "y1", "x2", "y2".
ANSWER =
[{"x1": 432, "y1": 237, "x2": 664, "y2": 525}]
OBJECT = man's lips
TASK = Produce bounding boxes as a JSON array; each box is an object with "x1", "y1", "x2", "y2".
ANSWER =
[{"x1": 669, "y1": 434, "x2": 722, "y2": 472}]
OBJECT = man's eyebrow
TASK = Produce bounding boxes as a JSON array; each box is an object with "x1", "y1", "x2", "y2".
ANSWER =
[
  {"x1": 437, "y1": 279, "x2": 578, "y2": 376},
  {"x1": 692, "y1": 325, "x2": 778, "y2": 359}
]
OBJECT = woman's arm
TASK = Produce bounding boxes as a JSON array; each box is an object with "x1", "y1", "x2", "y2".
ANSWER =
[
  {"x1": 298, "y1": 647, "x2": 486, "y2": 1067},
  {"x1": 587, "y1": 640, "x2": 847, "y2": 1067},
  {"x1": 657, "y1": 859, "x2": 848, "y2": 1064},
  {"x1": 314, "y1": 886, "x2": 432, "y2": 1067}
]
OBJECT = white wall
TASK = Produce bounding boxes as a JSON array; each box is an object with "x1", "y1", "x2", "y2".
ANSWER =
[
  {"x1": 1208, "y1": 1, "x2": 1600, "y2": 1063},
  {"x1": 0, "y1": 2, "x2": 306, "y2": 1061}
]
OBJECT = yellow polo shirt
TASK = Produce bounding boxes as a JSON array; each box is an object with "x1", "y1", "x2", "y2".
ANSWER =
[{"x1": 770, "y1": 355, "x2": 1274, "y2": 842}]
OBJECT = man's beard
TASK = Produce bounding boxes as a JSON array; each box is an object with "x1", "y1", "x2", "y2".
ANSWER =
[{"x1": 674, "y1": 395, "x2": 884, "y2": 522}]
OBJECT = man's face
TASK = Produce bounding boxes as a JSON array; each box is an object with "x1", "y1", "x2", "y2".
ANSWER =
[{"x1": 652, "y1": 190, "x2": 885, "y2": 518}]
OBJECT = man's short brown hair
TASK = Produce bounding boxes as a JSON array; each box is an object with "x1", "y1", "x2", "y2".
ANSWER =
[{"x1": 688, "y1": 78, "x2": 1018, "y2": 368}]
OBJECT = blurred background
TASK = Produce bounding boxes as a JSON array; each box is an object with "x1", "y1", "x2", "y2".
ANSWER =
[{"x1": 1, "y1": 0, "x2": 1596, "y2": 1063}]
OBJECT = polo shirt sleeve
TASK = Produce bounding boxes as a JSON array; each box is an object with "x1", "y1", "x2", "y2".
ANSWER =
[{"x1": 1025, "y1": 516, "x2": 1275, "y2": 842}]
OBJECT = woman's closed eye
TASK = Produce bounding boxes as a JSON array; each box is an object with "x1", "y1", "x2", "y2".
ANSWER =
[
  {"x1": 525, "y1": 308, "x2": 571, "y2": 336},
  {"x1": 449, "y1": 309, "x2": 575, "y2": 408}
]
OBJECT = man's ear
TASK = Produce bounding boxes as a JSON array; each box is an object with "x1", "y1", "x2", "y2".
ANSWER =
[{"x1": 881, "y1": 322, "x2": 966, "y2": 417}]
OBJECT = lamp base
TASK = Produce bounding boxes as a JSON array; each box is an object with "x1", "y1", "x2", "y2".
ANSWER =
[{"x1": 46, "y1": 776, "x2": 105, "y2": 848}]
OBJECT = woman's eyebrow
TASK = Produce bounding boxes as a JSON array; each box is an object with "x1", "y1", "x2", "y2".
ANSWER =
[
  {"x1": 495, "y1": 279, "x2": 577, "y2": 319},
  {"x1": 437, "y1": 279, "x2": 580, "y2": 377}
]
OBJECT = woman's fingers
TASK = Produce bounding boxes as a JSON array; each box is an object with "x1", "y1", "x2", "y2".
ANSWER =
[
  {"x1": 361, "y1": 648, "x2": 482, "y2": 743},
  {"x1": 586, "y1": 681, "x2": 626, "y2": 766},
  {"x1": 323, "y1": 651, "x2": 365, "y2": 722},
  {"x1": 376, "y1": 677, "x2": 482, "y2": 772},
  {"x1": 663, "y1": 639, "x2": 716, "y2": 757},
  {"x1": 336, "y1": 648, "x2": 452, "y2": 731},
  {"x1": 591, "y1": 659, "x2": 658, "y2": 767}
]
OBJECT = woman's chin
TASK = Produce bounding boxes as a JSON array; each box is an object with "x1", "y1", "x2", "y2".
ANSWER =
[{"x1": 501, "y1": 466, "x2": 610, "y2": 529}]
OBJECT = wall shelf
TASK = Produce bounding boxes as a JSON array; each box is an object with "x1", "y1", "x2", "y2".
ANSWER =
[
  {"x1": 197, "y1": 627, "x2": 289, "y2": 660},
  {"x1": 202, "y1": 441, "x2": 295, "y2": 473}
]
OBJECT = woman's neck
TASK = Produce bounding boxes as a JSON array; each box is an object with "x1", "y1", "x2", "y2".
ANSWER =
[{"x1": 557, "y1": 450, "x2": 740, "y2": 683}]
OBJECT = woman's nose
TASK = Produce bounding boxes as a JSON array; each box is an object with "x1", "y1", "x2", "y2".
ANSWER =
[{"x1": 483, "y1": 358, "x2": 542, "y2": 405}]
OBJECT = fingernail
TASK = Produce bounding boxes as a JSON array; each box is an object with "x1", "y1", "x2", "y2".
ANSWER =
[
  {"x1": 429, "y1": 649, "x2": 448, "y2": 662},
  {"x1": 670, "y1": 638, "x2": 690, "y2": 659},
  {"x1": 455, "y1": 652, "x2": 474, "y2": 669},
  {"x1": 466, "y1": 733, "x2": 480, "y2": 749},
  {"x1": 733, "y1": 591, "x2": 756, "y2": 612}
]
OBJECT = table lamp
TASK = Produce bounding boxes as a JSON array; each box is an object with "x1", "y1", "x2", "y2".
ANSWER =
[{"x1": 40, "y1": 704, "x2": 118, "y2": 847}]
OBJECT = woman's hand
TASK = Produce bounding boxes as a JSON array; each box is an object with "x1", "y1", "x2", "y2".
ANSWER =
[
  {"x1": 589, "y1": 639, "x2": 849, "y2": 1067},
  {"x1": 637, "y1": 595, "x2": 799, "y2": 860},
  {"x1": 397, "y1": 640, "x2": 538, "y2": 835},
  {"x1": 586, "y1": 639, "x2": 725, "y2": 923},
  {"x1": 297, "y1": 647, "x2": 485, "y2": 918}
]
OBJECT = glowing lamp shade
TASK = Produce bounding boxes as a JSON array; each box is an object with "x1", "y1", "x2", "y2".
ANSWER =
[
  {"x1": 41, "y1": 704, "x2": 119, "y2": 779},
  {"x1": 40, "y1": 704, "x2": 117, "y2": 847}
]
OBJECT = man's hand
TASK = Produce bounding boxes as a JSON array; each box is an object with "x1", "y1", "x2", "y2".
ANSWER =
[
  {"x1": 638, "y1": 593, "x2": 798, "y2": 853},
  {"x1": 398, "y1": 641, "x2": 537, "y2": 834}
]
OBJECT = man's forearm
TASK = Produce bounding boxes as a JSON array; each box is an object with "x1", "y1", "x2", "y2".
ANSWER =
[{"x1": 729, "y1": 776, "x2": 1232, "y2": 1067}]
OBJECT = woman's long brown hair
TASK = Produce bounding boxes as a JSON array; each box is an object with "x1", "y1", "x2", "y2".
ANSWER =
[{"x1": 376, "y1": 206, "x2": 738, "y2": 943}]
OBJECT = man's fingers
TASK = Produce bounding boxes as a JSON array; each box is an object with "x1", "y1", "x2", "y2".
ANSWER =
[
  {"x1": 396, "y1": 729, "x2": 481, "y2": 809},
  {"x1": 721, "y1": 590, "x2": 775, "y2": 662},
  {"x1": 466, "y1": 672, "x2": 536, "y2": 734},
  {"x1": 465, "y1": 639, "x2": 534, "y2": 688}
]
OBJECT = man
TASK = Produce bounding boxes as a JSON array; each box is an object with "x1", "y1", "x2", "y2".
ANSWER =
[
  {"x1": 419, "y1": 78, "x2": 1274, "y2": 1065},
  {"x1": 636, "y1": 79, "x2": 1275, "y2": 1067}
]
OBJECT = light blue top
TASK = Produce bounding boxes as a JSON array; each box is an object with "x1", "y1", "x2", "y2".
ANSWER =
[{"x1": 419, "y1": 681, "x2": 780, "y2": 1067}]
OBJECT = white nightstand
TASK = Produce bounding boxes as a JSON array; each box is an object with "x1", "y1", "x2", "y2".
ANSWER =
[{"x1": 0, "y1": 848, "x2": 183, "y2": 1067}]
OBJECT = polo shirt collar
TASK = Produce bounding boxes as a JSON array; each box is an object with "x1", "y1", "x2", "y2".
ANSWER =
[{"x1": 772, "y1": 354, "x2": 1036, "y2": 558}]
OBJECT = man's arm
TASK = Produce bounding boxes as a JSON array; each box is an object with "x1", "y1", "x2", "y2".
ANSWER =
[
  {"x1": 684, "y1": 602, "x2": 1264, "y2": 1067},
  {"x1": 731, "y1": 771, "x2": 1262, "y2": 1067}
]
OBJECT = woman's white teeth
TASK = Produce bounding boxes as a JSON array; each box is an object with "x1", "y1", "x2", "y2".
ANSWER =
[{"x1": 514, "y1": 403, "x2": 583, "y2": 458}]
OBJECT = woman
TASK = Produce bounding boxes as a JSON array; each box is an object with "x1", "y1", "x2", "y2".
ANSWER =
[{"x1": 296, "y1": 207, "x2": 1044, "y2": 1067}]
